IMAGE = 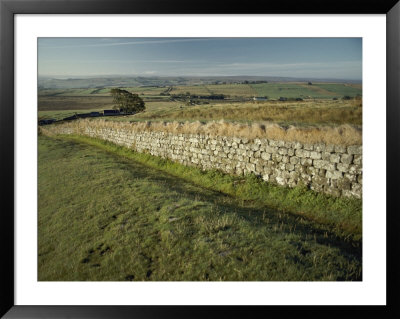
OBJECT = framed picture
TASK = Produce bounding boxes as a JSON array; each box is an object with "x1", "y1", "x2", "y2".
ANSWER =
[{"x1": 1, "y1": 0, "x2": 399, "y2": 317}]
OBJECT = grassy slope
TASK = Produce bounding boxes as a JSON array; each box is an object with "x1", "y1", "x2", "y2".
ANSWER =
[
  {"x1": 126, "y1": 100, "x2": 362, "y2": 126},
  {"x1": 38, "y1": 134, "x2": 362, "y2": 281}
]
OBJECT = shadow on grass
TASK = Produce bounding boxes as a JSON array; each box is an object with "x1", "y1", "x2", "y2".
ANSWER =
[
  {"x1": 69, "y1": 138, "x2": 361, "y2": 261},
  {"x1": 50, "y1": 136, "x2": 361, "y2": 281}
]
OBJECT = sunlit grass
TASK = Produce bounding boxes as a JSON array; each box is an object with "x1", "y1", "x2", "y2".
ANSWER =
[{"x1": 38, "y1": 135, "x2": 362, "y2": 281}]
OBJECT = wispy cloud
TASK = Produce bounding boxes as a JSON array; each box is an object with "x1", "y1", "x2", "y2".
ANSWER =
[
  {"x1": 40, "y1": 38, "x2": 212, "y2": 49},
  {"x1": 217, "y1": 61, "x2": 361, "y2": 70}
]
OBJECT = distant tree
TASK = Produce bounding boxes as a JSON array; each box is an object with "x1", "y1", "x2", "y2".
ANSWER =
[
  {"x1": 110, "y1": 88, "x2": 145, "y2": 113},
  {"x1": 342, "y1": 95, "x2": 352, "y2": 100},
  {"x1": 308, "y1": 82, "x2": 312, "y2": 85}
]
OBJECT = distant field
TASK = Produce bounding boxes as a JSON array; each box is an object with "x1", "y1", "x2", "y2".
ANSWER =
[
  {"x1": 38, "y1": 96, "x2": 114, "y2": 111},
  {"x1": 169, "y1": 85, "x2": 212, "y2": 96},
  {"x1": 38, "y1": 108, "x2": 105, "y2": 121},
  {"x1": 38, "y1": 100, "x2": 183, "y2": 121},
  {"x1": 38, "y1": 134, "x2": 362, "y2": 281},
  {"x1": 39, "y1": 82, "x2": 362, "y2": 100},
  {"x1": 313, "y1": 83, "x2": 362, "y2": 97},
  {"x1": 205, "y1": 84, "x2": 256, "y2": 97},
  {"x1": 38, "y1": 82, "x2": 362, "y2": 126}
]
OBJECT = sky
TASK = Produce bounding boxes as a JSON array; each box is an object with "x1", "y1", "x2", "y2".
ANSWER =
[{"x1": 38, "y1": 38, "x2": 362, "y2": 80}]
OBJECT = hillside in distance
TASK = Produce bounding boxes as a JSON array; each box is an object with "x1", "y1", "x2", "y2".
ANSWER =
[{"x1": 38, "y1": 75, "x2": 362, "y2": 89}]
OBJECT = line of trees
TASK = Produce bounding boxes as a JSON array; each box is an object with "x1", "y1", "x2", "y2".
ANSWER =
[{"x1": 110, "y1": 88, "x2": 145, "y2": 113}]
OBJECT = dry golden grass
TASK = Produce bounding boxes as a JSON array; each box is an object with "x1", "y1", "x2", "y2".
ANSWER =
[
  {"x1": 133, "y1": 99, "x2": 362, "y2": 127},
  {"x1": 47, "y1": 118, "x2": 362, "y2": 146}
]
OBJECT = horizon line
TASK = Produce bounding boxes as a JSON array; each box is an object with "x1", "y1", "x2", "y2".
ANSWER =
[{"x1": 38, "y1": 74, "x2": 362, "y2": 81}]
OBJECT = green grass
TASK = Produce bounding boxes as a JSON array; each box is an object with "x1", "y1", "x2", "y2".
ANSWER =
[
  {"x1": 38, "y1": 134, "x2": 362, "y2": 281},
  {"x1": 38, "y1": 95, "x2": 114, "y2": 111},
  {"x1": 38, "y1": 108, "x2": 105, "y2": 121},
  {"x1": 313, "y1": 83, "x2": 362, "y2": 97},
  {"x1": 250, "y1": 83, "x2": 324, "y2": 99}
]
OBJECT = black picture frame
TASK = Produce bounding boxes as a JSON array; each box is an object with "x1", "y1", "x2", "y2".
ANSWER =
[{"x1": 1, "y1": 0, "x2": 399, "y2": 318}]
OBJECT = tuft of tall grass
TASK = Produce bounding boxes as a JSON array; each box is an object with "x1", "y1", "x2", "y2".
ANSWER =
[
  {"x1": 131, "y1": 99, "x2": 362, "y2": 126},
  {"x1": 47, "y1": 117, "x2": 362, "y2": 145}
]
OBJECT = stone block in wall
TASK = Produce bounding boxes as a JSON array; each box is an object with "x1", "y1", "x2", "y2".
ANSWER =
[
  {"x1": 263, "y1": 166, "x2": 272, "y2": 175},
  {"x1": 278, "y1": 147, "x2": 288, "y2": 155},
  {"x1": 306, "y1": 166, "x2": 319, "y2": 176},
  {"x1": 318, "y1": 169, "x2": 327, "y2": 177},
  {"x1": 326, "y1": 170, "x2": 343, "y2": 180},
  {"x1": 293, "y1": 142, "x2": 303, "y2": 149},
  {"x1": 357, "y1": 174, "x2": 362, "y2": 185},
  {"x1": 347, "y1": 145, "x2": 362, "y2": 155},
  {"x1": 295, "y1": 149, "x2": 310, "y2": 158},
  {"x1": 275, "y1": 176, "x2": 286, "y2": 186},
  {"x1": 284, "y1": 141, "x2": 294, "y2": 148},
  {"x1": 334, "y1": 145, "x2": 347, "y2": 153},
  {"x1": 225, "y1": 164, "x2": 234, "y2": 173},
  {"x1": 300, "y1": 158, "x2": 313, "y2": 166},
  {"x1": 295, "y1": 164, "x2": 305, "y2": 173},
  {"x1": 249, "y1": 157, "x2": 261, "y2": 165},
  {"x1": 265, "y1": 145, "x2": 278, "y2": 154},
  {"x1": 311, "y1": 176, "x2": 329, "y2": 192},
  {"x1": 349, "y1": 165, "x2": 362, "y2": 175},
  {"x1": 286, "y1": 163, "x2": 295, "y2": 171},
  {"x1": 321, "y1": 152, "x2": 331, "y2": 161},
  {"x1": 255, "y1": 164, "x2": 264, "y2": 175},
  {"x1": 313, "y1": 159, "x2": 336, "y2": 171},
  {"x1": 336, "y1": 178, "x2": 352, "y2": 190},
  {"x1": 314, "y1": 143, "x2": 326, "y2": 152},
  {"x1": 269, "y1": 140, "x2": 284, "y2": 147},
  {"x1": 310, "y1": 151, "x2": 322, "y2": 160},
  {"x1": 353, "y1": 154, "x2": 362, "y2": 166},
  {"x1": 325, "y1": 144, "x2": 335, "y2": 153},
  {"x1": 310, "y1": 183, "x2": 324, "y2": 192},
  {"x1": 246, "y1": 150, "x2": 254, "y2": 157},
  {"x1": 246, "y1": 162, "x2": 256, "y2": 173},
  {"x1": 280, "y1": 155, "x2": 288, "y2": 164},
  {"x1": 330, "y1": 153, "x2": 341, "y2": 163},
  {"x1": 340, "y1": 154, "x2": 353, "y2": 165},
  {"x1": 223, "y1": 146, "x2": 231, "y2": 153},
  {"x1": 336, "y1": 163, "x2": 350, "y2": 172},
  {"x1": 272, "y1": 154, "x2": 283, "y2": 162},
  {"x1": 303, "y1": 143, "x2": 314, "y2": 151},
  {"x1": 290, "y1": 156, "x2": 299, "y2": 165},
  {"x1": 300, "y1": 173, "x2": 312, "y2": 183},
  {"x1": 251, "y1": 144, "x2": 260, "y2": 151},
  {"x1": 273, "y1": 162, "x2": 282, "y2": 170},
  {"x1": 351, "y1": 183, "x2": 362, "y2": 198}
]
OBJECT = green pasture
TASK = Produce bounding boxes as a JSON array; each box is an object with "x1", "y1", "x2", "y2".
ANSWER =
[{"x1": 38, "y1": 134, "x2": 362, "y2": 281}]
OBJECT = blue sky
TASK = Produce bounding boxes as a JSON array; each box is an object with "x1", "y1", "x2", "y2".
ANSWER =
[{"x1": 38, "y1": 38, "x2": 362, "y2": 80}]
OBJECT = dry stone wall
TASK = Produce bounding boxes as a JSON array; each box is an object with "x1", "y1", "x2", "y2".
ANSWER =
[{"x1": 45, "y1": 123, "x2": 362, "y2": 199}]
